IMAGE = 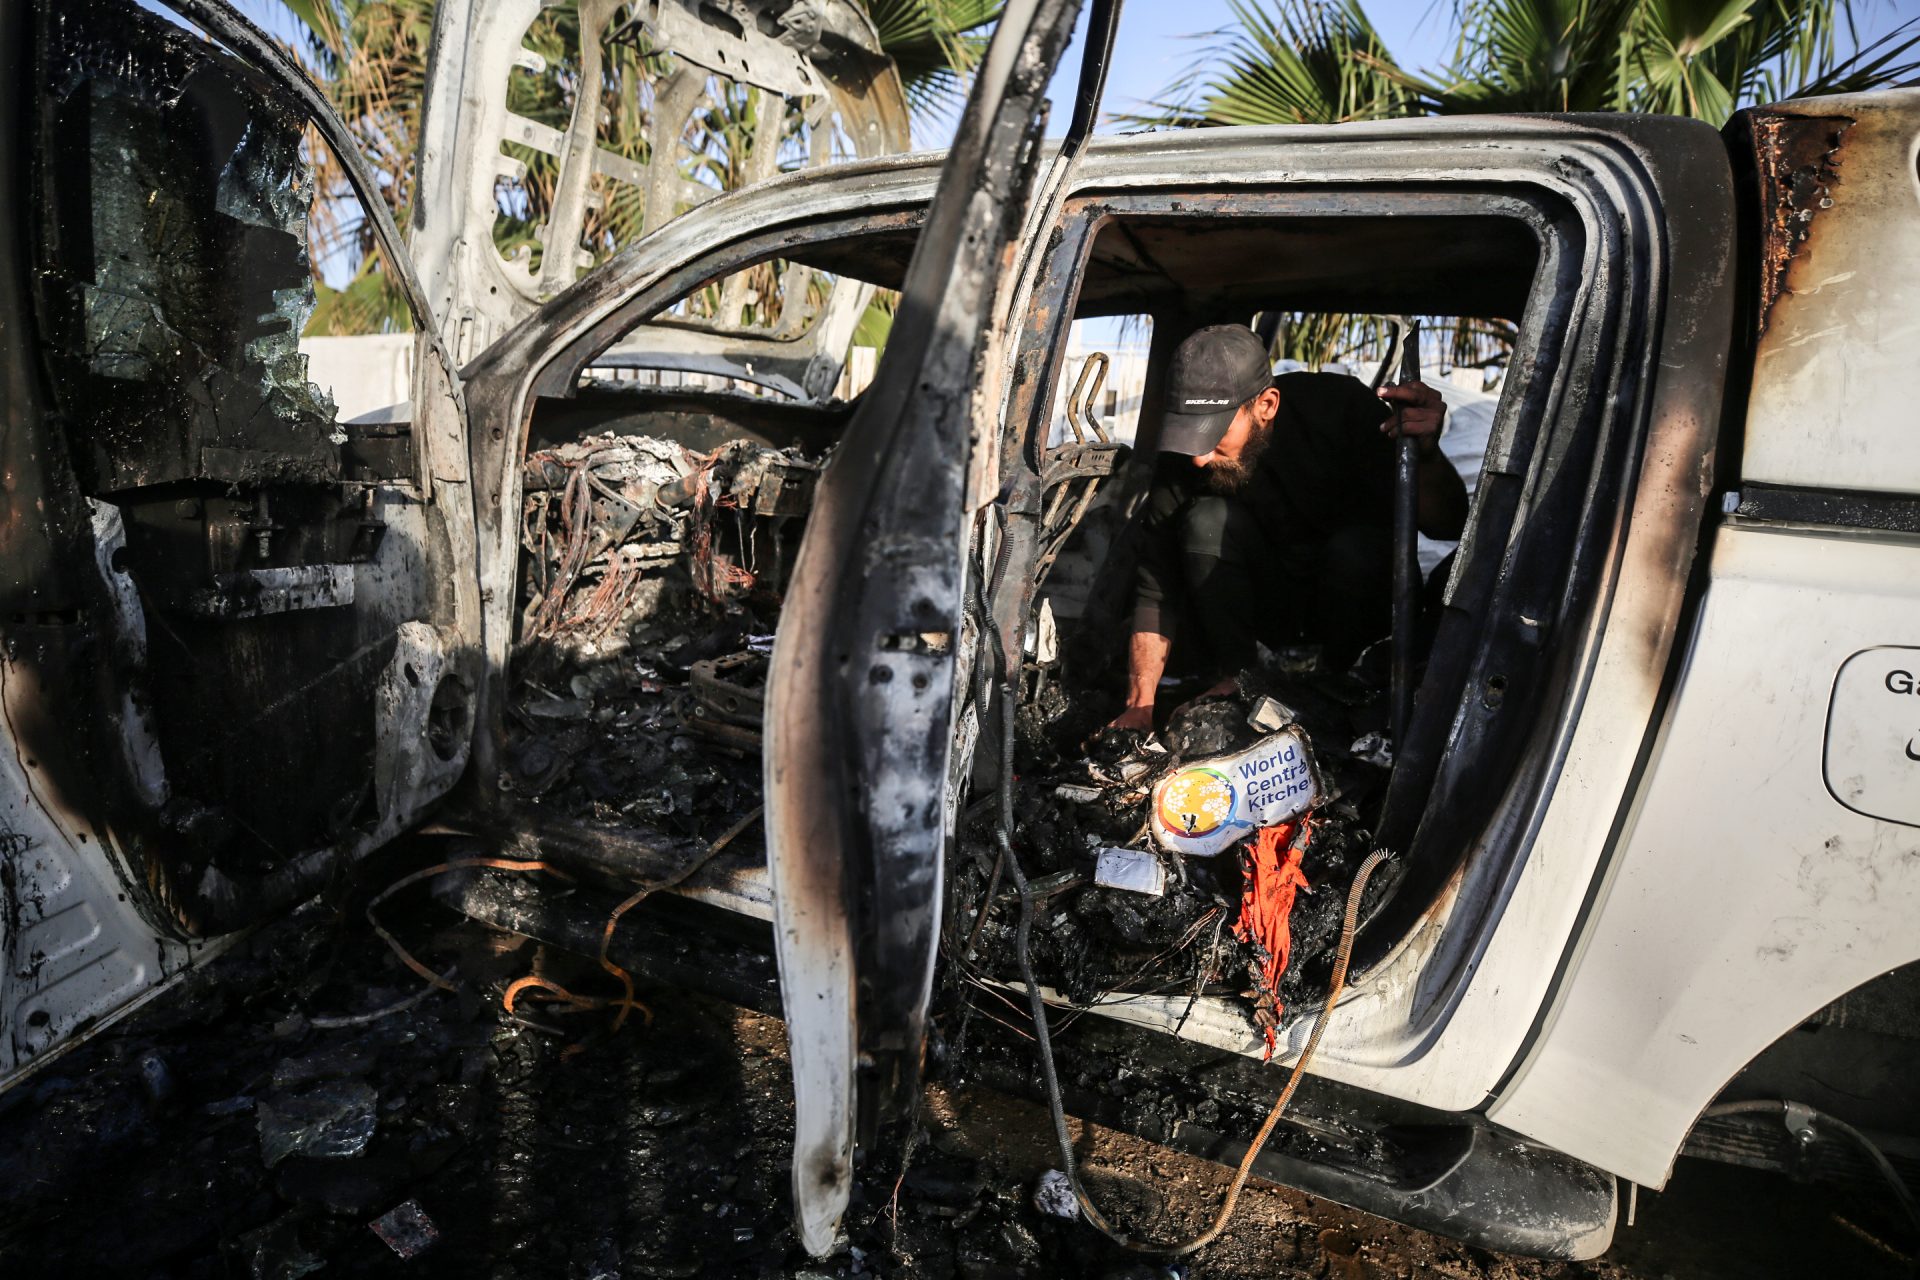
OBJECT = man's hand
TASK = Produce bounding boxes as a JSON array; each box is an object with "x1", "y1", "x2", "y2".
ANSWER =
[
  {"x1": 1110, "y1": 675, "x2": 1236, "y2": 732},
  {"x1": 1380, "y1": 377, "x2": 1469, "y2": 538},
  {"x1": 1111, "y1": 627, "x2": 1174, "y2": 732},
  {"x1": 1377, "y1": 378, "x2": 1446, "y2": 451}
]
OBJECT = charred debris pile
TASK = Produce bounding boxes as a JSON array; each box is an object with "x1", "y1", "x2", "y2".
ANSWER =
[
  {"x1": 502, "y1": 429, "x2": 1397, "y2": 1049},
  {"x1": 0, "y1": 897, "x2": 820, "y2": 1277},
  {"x1": 954, "y1": 653, "x2": 1395, "y2": 1051},
  {"x1": 505, "y1": 433, "x2": 821, "y2": 835}
]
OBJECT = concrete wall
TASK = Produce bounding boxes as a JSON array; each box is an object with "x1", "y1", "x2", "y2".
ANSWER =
[{"x1": 300, "y1": 333, "x2": 413, "y2": 423}]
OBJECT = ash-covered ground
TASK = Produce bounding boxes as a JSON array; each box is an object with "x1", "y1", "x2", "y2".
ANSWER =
[{"x1": 1, "y1": 876, "x2": 1907, "y2": 1280}]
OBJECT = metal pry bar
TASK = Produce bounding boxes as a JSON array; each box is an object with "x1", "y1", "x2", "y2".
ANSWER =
[{"x1": 1389, "y1": 318, "x2": 1422, "y2": 749}]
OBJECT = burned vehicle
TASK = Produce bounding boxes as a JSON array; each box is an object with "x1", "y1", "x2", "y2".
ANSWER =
[{"x1": 6, "y1": 0, "x2": 1920, "y2": 1265}]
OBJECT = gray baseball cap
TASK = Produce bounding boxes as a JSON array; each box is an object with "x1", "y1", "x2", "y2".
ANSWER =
[{"x1": 1159, "y1": 325, "x2": 1275, "y2": 455}]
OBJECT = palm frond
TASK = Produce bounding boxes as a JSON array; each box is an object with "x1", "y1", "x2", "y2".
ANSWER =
[
  {"x1": 1265, "y1": 311, "x2": 1518, "y2": 374},
  {"x1": 305, "y1": 248, "x2": 412, "y2": 335},
  {"x1": 1429, "y1": 0, "x2": 1920, "y2": 122},
  {"x1": 861, "y1": 0, "x2": 1004, "y2": 124},
  {"x1": 1121, "y1": 0, "x2": 1417, "y2": 128},
  {"x1": 1420, "y1": 0, "x2": 1642, "y2": 112}
]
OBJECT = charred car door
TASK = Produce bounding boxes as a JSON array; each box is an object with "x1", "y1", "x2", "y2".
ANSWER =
[
  {"x1": 965, "y1": 114, "x2": 1737, "y2": 1252},
  {"x1": 763, "y1": 0, "x2": 1082, "y2": 1254},
  {"x1": 1, "y1": 0, "x2": 480, "y2": 1084}
]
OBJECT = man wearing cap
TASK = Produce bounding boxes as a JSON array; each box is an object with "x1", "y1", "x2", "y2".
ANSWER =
[{"x1": 1109, "y1": 324, "x2": 1468, "y2": 732}]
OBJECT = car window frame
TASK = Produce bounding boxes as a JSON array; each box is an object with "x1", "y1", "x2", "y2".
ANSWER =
[
  {"x1": 987, "y1": 176, "x2": 1651, "y2": 988},
  {"x1": 527, "y1": 207, "x2": 929, "y2": 407}
]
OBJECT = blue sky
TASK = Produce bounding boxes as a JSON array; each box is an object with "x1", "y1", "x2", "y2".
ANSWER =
[
  {"x1": 1032, "y1": 0, "x2": 1920, "y2": 140},
  {"x1": 1048, "y1": 0, "x2": 1462, "y2": 127}
]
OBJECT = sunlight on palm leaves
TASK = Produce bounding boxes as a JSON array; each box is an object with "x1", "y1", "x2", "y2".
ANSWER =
[
  {"x1": 1432, "y1": 0, "x2": 1920, "y2": 116},
  {"x1": 1142, "y1": 0, "x2": 1920, "y2": 128},
  {"x1": 1132, "y1": 0, "x2": 1919, "y2": 370},
  {"x1": 1124, "y1": 0, "x2": 1416, "y2": 125},
  {"x1": 1413, "y1": 0, "x2": 1644, "y2": 112},
  {"x1": 288, "y1": 0, "x2": 434, "y2": 334},
  {"x1": 864, "y1": 0, "x2": 1003, "y2": 126}
]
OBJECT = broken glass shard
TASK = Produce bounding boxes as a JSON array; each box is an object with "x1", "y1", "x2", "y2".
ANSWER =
[{"x1": 256, "y1": 1080, "x2": 377, "y2": 1167}]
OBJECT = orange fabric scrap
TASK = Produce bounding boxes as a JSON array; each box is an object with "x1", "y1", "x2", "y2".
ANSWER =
[{"x1": 1234, "y1": 820, "x2": 1312, "y2": 1058}]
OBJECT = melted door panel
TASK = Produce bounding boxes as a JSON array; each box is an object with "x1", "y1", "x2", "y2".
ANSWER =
[
  {"x1": 762, "y1": 0, "x2": 1083, "y2": 1255},
  {"x1": 0, "y1": 0, "x2": 478, "y2": 1093}
]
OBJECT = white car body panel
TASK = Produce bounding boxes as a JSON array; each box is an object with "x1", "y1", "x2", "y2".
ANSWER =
[
  {"x1": 0, "y1": 676, "x2": 215, "y2": 1090},
  {"x1": 1489, "y1": 91, "x2": 1920, "y2": 1186},
  {"x1": 1488, "y1": 527, "x2": 1920, "y2": 1186},
  {"x1": 1736, "y1": 93, "x2": 1920, "y2": 496}
]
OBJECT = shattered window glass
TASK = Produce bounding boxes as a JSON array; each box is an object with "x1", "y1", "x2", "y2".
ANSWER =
[{"x1": 35, "y1": 0, "x2": 345, "y2": 494}]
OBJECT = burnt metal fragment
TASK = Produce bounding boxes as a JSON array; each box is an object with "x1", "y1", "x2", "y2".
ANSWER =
[
  {"x1": 184, "y1": 565, "x2": 356, "y2": 621},
  {"x1": 678, "y1": 649, "x2": 769, "y2": 750},
  {"x1": 1747, "y1": 110, "x2": 1854, "y2": 336},
  {"x1": 368, "y1": 1199, "x2": 440, "y2": 1260}
]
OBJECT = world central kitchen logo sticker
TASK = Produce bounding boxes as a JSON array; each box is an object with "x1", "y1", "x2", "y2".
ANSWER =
[
  {"x1": 1156, "y1": 767, "x2": 1237, "y2": 836},
  {"x1": 1151, "y1": 730, "x2": 1322, "y2": 858}
]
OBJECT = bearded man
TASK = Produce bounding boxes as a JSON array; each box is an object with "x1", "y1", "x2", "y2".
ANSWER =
[{"x1": 1108, "y1": 324, "x2": 1467, "y2": 732}]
